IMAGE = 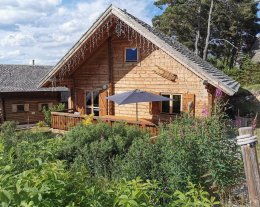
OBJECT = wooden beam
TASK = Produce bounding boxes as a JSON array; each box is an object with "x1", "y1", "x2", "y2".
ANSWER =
[
  {"x1": 108, "y1": 37, "x2": 114, "y2": 115},
  {"x1": 238, "y1": 127, "x2": 260, "y2": 207}
]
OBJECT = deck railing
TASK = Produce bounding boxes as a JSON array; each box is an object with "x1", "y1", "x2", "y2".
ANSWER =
[{"x1": 51, "y1": 112, "x2": 158, "y2": 135}]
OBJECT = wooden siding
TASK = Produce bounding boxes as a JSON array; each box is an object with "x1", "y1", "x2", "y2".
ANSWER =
[
  {"x1": 70, "y1": 34, "x2": 210, "y2": 120},
  {"x1": 1, "y1": 92, "x2": 60, "y2": 124},
  {"x1": 0, "y1": 97, "x2": 4, "y2": 123}
]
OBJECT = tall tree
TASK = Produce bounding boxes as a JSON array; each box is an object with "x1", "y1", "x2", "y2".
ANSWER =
[
  {"x1": 203, "y1": 0, "x2": 214, "y2": 60},
  {"x1": 153, "y1": 0, "x2": 260, "y2": 68},
  {"x1": 194, "y1": 1, "x2": 202, "y2": 56}
]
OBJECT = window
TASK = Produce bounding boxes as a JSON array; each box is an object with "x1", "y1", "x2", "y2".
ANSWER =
[
  {"x1": 38, "y1": 103, "x2": 53, "y2": 111},
  {"x1": 12, "y1": 104, "x2": 29, "y2": 113},
  {"x1": 161, "y1": 94, "x2": 181, "y2": 114},
  {"x1": 125, "y1": 48, "x2": 138, "y2": 62},
  {"x1": 17, "y1": 105, "x2": 25, "y2": 112},
  {"x1": 86, "y1": 91, "x2": 100, "y2": 116}
]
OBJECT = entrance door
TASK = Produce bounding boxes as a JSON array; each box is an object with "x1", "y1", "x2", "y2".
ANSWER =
[{"x1": 86, "y1": 90, "x2": 108, "y2": 116}]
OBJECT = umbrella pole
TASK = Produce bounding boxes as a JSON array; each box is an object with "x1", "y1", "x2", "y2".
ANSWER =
[{"x1": 136, "y1": 103, "x2": 138, "y2": 121}]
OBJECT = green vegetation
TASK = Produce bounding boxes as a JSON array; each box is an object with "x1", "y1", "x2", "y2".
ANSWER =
[
  {"x1": 0, "y1": 112, "x2": 243, "y2": 206},
  {"x1": 153, "y1": 1, "x2": 260, "y2": 86},
  {"x1": 243, "y1": 84, "x2": 260, "y2": 92},
  {"x1": 42, "y1": 103, "x2": 65, "y2": 126},
  {"x1": 153, "y1": 0, "x2": 259, "y2": 68},
  {"x1": 220, "y1": 57, "x2": 260, "y2": 87}
]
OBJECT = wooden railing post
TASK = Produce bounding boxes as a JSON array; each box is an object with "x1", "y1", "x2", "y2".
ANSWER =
[{"x1": 237, "y1": 127, "x2": 260, "y2": 207}]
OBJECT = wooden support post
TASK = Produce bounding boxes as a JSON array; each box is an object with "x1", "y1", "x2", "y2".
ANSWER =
[
  {"x1": 238, "y1": 127, "x2": 260, "y2": 207},
  {"x1": 108, "y1": 37, "x2": 114, "y2": 115},
  {"x1": 68, "y1": 88, "x2": 74, "y2": 110}
]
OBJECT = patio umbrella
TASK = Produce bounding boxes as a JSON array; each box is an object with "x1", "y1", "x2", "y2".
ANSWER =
[{"x1": 106, "y1": 89, "x2": 171, "y2": 121}]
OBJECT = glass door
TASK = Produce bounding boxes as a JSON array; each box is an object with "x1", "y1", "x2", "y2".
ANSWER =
[{"x1": 86, "y1": 91, "x2": 100, "y2": 116}]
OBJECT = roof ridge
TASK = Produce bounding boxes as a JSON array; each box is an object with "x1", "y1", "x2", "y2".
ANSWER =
[{"x1": 0, "y1": 64, "x2": 53, "y2": 67}]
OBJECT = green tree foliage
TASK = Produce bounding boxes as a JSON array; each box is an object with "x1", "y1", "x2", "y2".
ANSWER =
[
  {"x1": 153, "y1": 0, "x2": 259, "y2": 67},
  {"x1": 210, "y1": 55, "x2": 260, "y2": 86}
]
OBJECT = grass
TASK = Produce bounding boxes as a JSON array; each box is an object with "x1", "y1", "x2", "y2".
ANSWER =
[
  {"x1": 29, "y1": 126, "x2": 51, "y2": 133},
  {"x1": 243, "y1": 84, "x2": 260, "y2": 92}
]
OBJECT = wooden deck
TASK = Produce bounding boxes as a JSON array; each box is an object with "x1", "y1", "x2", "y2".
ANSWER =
[{"x1": 51, "y1": 112, "x2": 158, "y2": 135}]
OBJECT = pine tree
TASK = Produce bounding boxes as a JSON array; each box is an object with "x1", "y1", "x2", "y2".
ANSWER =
[{"x1": 153, "y1": 0, "x2": 260, "y2": 68}]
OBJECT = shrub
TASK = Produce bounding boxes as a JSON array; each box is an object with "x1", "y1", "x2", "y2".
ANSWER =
[
  {"x1": 0, "y1": 121, "x2": 17, "y2": 152},
  {"x1": 36, "y1": 121, "x2": 45, "y2": 128},
  {"x1": 60, "y1": 122, "x2": 150, "y2": 178},
  {"x1": 82, "y1": 114, "x2": 94, "y2": 126},
  {"x1": 0, "y1": 116, "x2": 241, "y2": 205},
  {"x1": 170, "y1": 182, "x2": 220, "y2": 207},
  {"x1": 42, "y1": 103, "x2": 65, "y2": 126},
  {"x1": 116, "y1": 115, "x2": 243, "y2": 197},
  {"x1": 107, "y1": 177, "x2": 159, "y2": 206}
]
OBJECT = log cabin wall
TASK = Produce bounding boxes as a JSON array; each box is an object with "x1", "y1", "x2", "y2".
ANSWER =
[
  {"x1": 112, "y1": 37, "x2": 208, "y2": 119},
  {"x1": 71, "y1": 34, "x2": 211, "y2": 119},
  {"x1": 1, "y1": 92, "x2": 60, "y2": 124},
  {"x1": 0, "y1": 97, "x2": 4, "y2": 123}
]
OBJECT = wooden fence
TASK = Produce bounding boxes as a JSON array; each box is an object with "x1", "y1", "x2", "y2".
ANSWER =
[{"x1": 51, "y1": 112, "x2": 158, "y2": 136}]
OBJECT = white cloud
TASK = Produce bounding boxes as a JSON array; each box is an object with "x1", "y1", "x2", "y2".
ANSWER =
[
  {"x1": 0, "y1": 0, "x2": 158, "y2": 65},
  {"x1": 0, "y1": 50, "x2": 23, "y2": 60}
]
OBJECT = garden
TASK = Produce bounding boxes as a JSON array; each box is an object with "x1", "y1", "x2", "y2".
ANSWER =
[{"x1": 0, "y1": 109, "x2": 247, "y2": 206}]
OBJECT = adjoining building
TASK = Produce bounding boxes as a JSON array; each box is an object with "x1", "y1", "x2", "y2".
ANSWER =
[{"x1": 0, "y1": 64, "x2": 68, "y2": 124}]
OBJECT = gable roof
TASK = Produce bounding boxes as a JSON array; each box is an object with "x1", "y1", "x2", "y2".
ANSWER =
[
  {"x1": 0, "y1": 64, "x2": 67, "y2": 93},
  {"x1": 39, "y1": 5, "x2": 240, "y2": 96}
]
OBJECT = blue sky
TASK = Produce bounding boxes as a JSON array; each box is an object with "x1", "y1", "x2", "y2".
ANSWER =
[
  {"x1": 0, "y1": 0, "x2": 258, "y2": 65},
  {"x1": 0, "y1": 0, "x2": 162, "y2": 65}
]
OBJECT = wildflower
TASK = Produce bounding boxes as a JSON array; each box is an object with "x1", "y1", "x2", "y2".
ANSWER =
[
  {"x1": 215, "y1": 87, "x2": 223, "y2": 99},
  {"x1": 202, "y1": 105, "x2": 208, "y2": 117}
]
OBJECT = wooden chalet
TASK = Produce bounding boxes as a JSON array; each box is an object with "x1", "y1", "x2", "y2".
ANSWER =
[
  {"x1": 39, "y1": 5, "x2": 240, "y2": 131},
  {"x1": 0, "y1": 65, "x2": 67, "y2": 124}
]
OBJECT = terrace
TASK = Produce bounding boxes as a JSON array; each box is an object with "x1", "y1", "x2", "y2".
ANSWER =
[{"x1": 51, "y1": 111, "x2": 159, "y2": 136}]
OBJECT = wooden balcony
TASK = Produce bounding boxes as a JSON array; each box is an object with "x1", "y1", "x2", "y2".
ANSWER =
[{"x1": 51, "y1": 112, "x2": 158, "y2": 135}]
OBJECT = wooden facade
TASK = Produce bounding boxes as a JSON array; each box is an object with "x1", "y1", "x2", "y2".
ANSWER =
[
  {"x1": 40, "y1": 6, "x2": 239, "y2": 129},
  {"x1": 68, "y1": 38, "x2": 209, "y2": 120},
  {"x1": 0, "y1": 92, "x2": 60, "y2": 124}
]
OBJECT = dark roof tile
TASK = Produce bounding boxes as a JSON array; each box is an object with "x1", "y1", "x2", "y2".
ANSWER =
[{"x1": 0, "y1": 65, "x2": 67, "y2": 93}]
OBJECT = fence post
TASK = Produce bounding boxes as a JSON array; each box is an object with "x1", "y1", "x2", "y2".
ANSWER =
[{"x1": 237, "y1": 127, "x2": 260, "y2": 207}]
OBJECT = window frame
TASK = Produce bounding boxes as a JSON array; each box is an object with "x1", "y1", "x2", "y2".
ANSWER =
[
  {"x1": 124, "y1": 47, "x2": 139, "y2": 63},
  {"x1": 160, "y1": 94, "x2": 182, "y2": 114},
  {"x1": 12, "y1": 104, "x2": 29, "y2": 113},
  {"x1": 86, "y1": 90, "x2": 100, "y2": 116}
]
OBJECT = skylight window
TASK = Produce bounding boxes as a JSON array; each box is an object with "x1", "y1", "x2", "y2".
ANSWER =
[{"x1": 125, "y1": 48, "x2": 138, "y2": 62}]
